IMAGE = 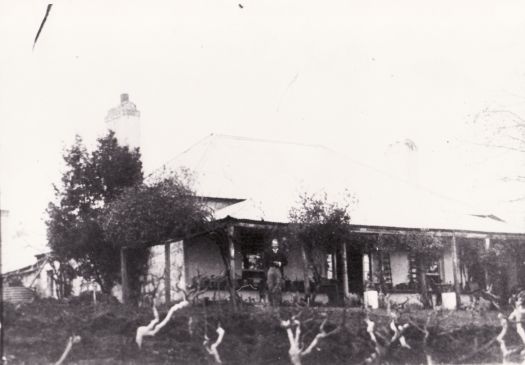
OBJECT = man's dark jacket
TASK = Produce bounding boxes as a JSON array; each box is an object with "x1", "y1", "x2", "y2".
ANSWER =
[{"x1": 263, "y1": 249, "x2": 288, "y2": 275}]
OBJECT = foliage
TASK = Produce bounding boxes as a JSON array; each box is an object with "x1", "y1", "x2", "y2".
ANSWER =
[
  {"x1": 289, "y1": 192, "x2": 354, "y2": 250},
  {"x1": 102, "y1": 171, "x2": 212, "y2": 249},
  {"x1": 404, "y1": 232, "x2": 444, "y2": 263},
  {"x1": 458, "y1": 238, "x2": 484, "y2": 284},
  {"x1": 456, "y1": 236, "x2": 525, "y2": 301},
  {"x1": 288, "y1": 192, "x2": 354, "y2": 288},
  {"x1": 479, "y1": 240, "x2": 525, "y2": 300},
  {"x1": 379, "y1": 231, "x2": 444, "y2": 262},
  {"x1": 46, "y1": 132, "x2": 143, "y2": 293}
]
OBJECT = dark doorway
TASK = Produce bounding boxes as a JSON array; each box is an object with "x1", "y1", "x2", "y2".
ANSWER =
[
  {"x1": 335, "y1": 244, "x2": 363, "y2": 293},
  {"x1": 347, "y1": 245, "x2": 363, "y2": 293}
]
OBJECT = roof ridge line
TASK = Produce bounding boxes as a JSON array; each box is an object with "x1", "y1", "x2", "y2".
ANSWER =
[
  {"x1": 210, "y1": 133, "x2": 328, "y2": 149},
  {"x1": 145, "y1": 133, "x2": 215, "y2": 181}
]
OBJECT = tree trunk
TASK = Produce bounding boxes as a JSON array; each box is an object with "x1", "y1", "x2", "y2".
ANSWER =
[
  {"x1": 290, "y1": 352, "x2": 302, "y2": 365},
  {"x1": 93, "y1": 267, "x2": 111, "y2": 295},
  {"x1": 341, "y1": 242, "x2": 350, "y2": 298},
  {"x1": 164, "y1": 243, "x2": 171, "y2": 304},
  {"x1": 301, "y1": 243, "x2": 311, "y2": 302},
  {"x1": 56, "y1": 273, "x2": 64, "y2": 299},
  {"x1": 227, "y1": 225, "x2": 238, "y2": 311},
  {"x1": 120, "y1": 247, "x2": 129, "y2": 304}
]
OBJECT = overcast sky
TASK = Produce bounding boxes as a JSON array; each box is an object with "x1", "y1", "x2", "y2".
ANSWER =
[{"x1": 1, "y1": 0, "x2": 525, "y2": 271}]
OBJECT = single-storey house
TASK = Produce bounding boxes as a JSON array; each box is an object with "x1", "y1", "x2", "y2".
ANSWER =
[
  {"x1": 135, "y1": 134, "x2": 525, "y2": 308},
  {"x1": 2, "y1": 252, "x2": 107, "y2": 302},
  {"x1": 2, "y1": 253, "x2": 57, "y2": 302}
]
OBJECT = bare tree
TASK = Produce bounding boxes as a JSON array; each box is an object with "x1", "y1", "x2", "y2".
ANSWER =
[
  {"x1": 135, "y1": 274, "x2": 209, "y2": 349},
  {"x1": 363, "y1": 311, "x2": 411, "y2": 365},
  {"x1": 280, "y1": 311, "x2": 345, "y2": 365},
  {"x1": 467, "y1": 108, "x2": 525, "y2": 203}
]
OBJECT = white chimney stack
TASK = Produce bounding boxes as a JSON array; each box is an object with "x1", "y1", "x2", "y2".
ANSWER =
[{"x1": 105, "y1": 93, "x2": 141, "y2": 149}]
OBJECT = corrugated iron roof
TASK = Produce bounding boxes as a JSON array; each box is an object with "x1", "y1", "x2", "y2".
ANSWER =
[{"x1": 157, "y1": 134, "x2": 525, "y2": 234}]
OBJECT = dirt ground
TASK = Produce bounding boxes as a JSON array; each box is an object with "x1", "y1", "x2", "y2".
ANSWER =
[{"x1": 2, "y1": 297, "x2": 523, "y2": 364}]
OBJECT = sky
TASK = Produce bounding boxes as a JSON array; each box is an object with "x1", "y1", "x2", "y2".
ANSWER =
[{"x1": 1, "y1": 0, "x2": 525, "y2": 271}]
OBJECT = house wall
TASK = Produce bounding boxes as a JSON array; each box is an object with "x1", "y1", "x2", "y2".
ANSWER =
[
  {"x1": 185, "y1": 237, "x2": 230, "y2": 279},
  {"x1": 170, "y1": 241, "x2": 186, "y2": 288},
  {"x1": 378, "y1": 247, "x2": 455, "y2": 289},
  {"x1": 36, "y1": 263, "x2": 55, "y2": 297},
  {"x1": 143, "y1": 240, "x2": 186, "y2": 303},
  {"x1": 18, "y1": 271, "x2": 36, "y2": 288},
  {"x1": 16, "y1": 262, "x2": 58, "y2": 298},
  {"x1": 390, "y1": 251, "x2": 409, "y2": 286},
  {"x1": 146, "y1": 244, "x2": 166, "y2": 302}
]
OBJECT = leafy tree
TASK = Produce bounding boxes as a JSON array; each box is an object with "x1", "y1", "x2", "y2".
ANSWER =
[
  {"x1": 47, "y1": 131, "x2": 143, "y2": 293},
  {"x1": 288, "y1": 192, "x2": 354, "y2": 300},
  {"x1": 404, "y1": 233, "x2": 444, "y2": 308},
  {"x1": 477, "y1": 239, "x2": 525, "y2": 302},
  {"x1": 103, "y1": 171, "x2": 211, "y2": 248},
  {"x1": 102, "y1": 172, "x2": 212, "y2": 301}
]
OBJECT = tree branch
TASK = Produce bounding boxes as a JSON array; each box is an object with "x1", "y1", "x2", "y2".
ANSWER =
[
  {"x1": 203, "y1": 323, "x2": 226, "y2": 364},
  {"x1": 54, "y1": 335, "x2": 81, "y2": 365},
  {"x1": 135, "y1": 299, "x2": 189, "y2": 348},
  {"x1": 496, "y1": 314, "x2": 512, "y2": 363},
  {"x1": 301, "y1": 318, "x2": 342, "y2": 356}
]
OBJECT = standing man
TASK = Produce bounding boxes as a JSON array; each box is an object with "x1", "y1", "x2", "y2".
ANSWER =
[{"x1": 263, "y1": 238, "x2": 288, "y2": 306}]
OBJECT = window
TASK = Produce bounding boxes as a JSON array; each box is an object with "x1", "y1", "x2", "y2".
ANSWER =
[
  {"x1": 326, "y1": 254, "x2": 334, "y2": 279},
  {"x1": 426, "y1": 261, "x2": 441, "y2": 279},
  {"x1": 241, "y1": 245, "x2": 265, "y2": 284},
  {"x1": 243, "y1": 253, "x2": 263, "y2": 271}
]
